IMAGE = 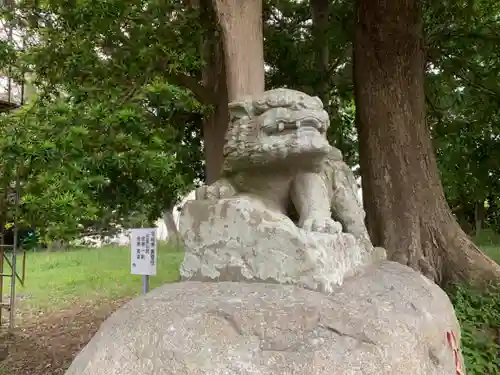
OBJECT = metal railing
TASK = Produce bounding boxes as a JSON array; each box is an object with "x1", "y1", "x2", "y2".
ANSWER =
[{"x1": 0, "y1": 240, "x2": 26, "y2": 330}]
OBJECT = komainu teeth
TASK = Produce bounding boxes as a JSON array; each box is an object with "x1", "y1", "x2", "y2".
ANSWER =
[
  {"x1": 278, "y1": 122, "x2": 285, "y2": 131},
  {"x1": 296, "y1": 120, "x2": 300, "y2": 128}
]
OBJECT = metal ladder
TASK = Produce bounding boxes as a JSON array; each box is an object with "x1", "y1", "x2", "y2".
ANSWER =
[{"x1": 0, "y1": 233, "x2": 25, "y2": 331}]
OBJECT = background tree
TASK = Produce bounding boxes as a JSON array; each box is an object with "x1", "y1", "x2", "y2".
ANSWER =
[
  {"x1": 1, "y1": 0, "x2": 498, "y2": 286},
  {"x1": 213, "y1": 0, "x2": 265, "y2": 101},
  {"x1": 353, "y1": 0, "x2": 500, "y2": 286},
  {"x1": 0, "y1": 1, "x2": 205, "y2": 241},
  {"x1": 424, "y1": 0, "x2": 500, "y2": 235},
  {"x1": 264, "y1": 0, "x2": 357, "y2": 165},
  {"x1": 0, "y1": 85, "x2": 203, "y2": 243}
]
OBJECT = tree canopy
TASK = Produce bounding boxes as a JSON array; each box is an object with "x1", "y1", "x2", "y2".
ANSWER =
[
  {"x1": 0, "y1": 0, "x2": 499, "y2": 248},
  {"x1": 0, "y1": 1, "x2": 205, "y2": 241}
]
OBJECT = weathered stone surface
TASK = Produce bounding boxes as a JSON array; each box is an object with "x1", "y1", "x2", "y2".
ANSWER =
[
  {"x1": 179, "y1": 88, "x2": 383, "y2": 288},
  {"x1": 180, "y1": 195, "x2": 384, "y2": 293},
  {"x1": 65, "y1": 262, "x2": 463, "y2": 375},
  {"x1": 195, "y1": 88, "x2": 372, "y2": 248}
]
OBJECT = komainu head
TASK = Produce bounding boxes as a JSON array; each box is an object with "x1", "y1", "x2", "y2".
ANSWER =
[{"x1": 222, "y1": 88, "x2": 333, "y2": 173}]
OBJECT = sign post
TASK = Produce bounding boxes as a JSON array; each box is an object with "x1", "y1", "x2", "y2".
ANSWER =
[{"x1": 130, "y1": 228, "x2": 157, "y2": 294}]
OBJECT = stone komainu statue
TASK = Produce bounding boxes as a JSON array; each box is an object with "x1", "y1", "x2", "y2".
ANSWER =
[{"x1": 195, "y1": 88, "x2": 371, "y2": 250}]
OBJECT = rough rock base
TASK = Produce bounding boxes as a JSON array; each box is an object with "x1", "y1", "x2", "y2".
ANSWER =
[
  {"x1": 179, "y1": 196, "x2": 385, "y2": 293},
  {"x1": 65, "y1": 262, "x2": 463, "y2": 375}
]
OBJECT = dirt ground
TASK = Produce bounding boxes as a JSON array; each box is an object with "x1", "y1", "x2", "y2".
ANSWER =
[{"x1": 0, "y1": 297, "x2": 131, "y2": 375}]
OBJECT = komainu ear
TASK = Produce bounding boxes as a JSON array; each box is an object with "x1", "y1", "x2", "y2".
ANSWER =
[{"x1": 311, "y1": 96, "x2": 324, "y2": 109}]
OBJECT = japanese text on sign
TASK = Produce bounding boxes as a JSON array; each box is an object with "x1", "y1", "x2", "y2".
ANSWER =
[{"x1": 130, "y1": 228, "x2": 157, "y2": 275}]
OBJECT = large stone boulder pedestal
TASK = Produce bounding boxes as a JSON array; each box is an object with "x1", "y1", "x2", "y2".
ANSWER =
[{"x1": 65, "y1": 262, "x2": 463, "y2": 375}]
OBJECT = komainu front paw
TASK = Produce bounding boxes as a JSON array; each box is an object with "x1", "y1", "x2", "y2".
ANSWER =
[
  {"x1": 194, "y1": 179, "x2": 236, "y2": 201},
  {"x1": 300, "y1": 217, "x2": 343, "y2": 234}
]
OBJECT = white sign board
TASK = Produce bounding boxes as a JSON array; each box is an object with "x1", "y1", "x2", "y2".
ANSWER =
[{"x1": 130, "y1": 228, "x2": 157, "y2": 276}]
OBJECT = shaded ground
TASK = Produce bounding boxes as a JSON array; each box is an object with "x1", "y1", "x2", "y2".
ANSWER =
[
  {"x1": 0, "y1": 245, "x2": 181, "y2": 375},
  {"x1": 0, "y1": 297, "x2": 131, "y2": 375}
]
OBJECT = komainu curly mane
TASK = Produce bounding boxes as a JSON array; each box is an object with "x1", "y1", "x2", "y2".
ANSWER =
[{"x1": 195, "y1": 88, "x2": 371, "y2": 248}]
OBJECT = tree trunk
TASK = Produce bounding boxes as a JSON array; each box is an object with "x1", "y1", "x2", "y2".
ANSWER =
[
  {"x1": 163, "y1": 209, "x2": 182, "y2": 249},
  {"x1": 201, "y1": 36, "x2": 228, "y2": 183},
  {"x1": 310, "y1": 0, "x2": 330, "y2": 107},
  {"x1": 202, "y1": 102, "x2": 228, "y2": 183},
  {"x1": 199, "y1": 0, "x2": 265, "y2": 182},
  {"x1": 353, "y1": 0, "x2": 500, "y2": 288},
  {"x1": 212, "y1": 0, "x2": 265, "y2": 101},
  {"x1": 474, "y1": 201, "x2": 485, "y2": 235},
  {"x1": 196, "y1": 0, "x2": 229, "y2": 183}
]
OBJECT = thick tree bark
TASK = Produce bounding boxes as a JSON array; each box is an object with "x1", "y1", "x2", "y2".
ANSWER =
[
  {"x1": 202, "y1": 100, "x2": 228, "y2": 183},
  {"x1": 184, "y1": 0, "x2": 227, "y2": 183},
  {"x1": 201, "y1": 30, "x2": 228, "y2": 183},
  {"x1": 310, "y1": 0, "x2": 330, "y2": 107},
  {"x1": 198, "y1": 0, "x2": 265, "y2": 182},
  {"x1": 212, "y1": 0, "x2": 265, "y2": 101},
  {"x1": 354, "y1": 0, "x2": 500, "y2": 287},
  {"x1": 206, "y1": 36, "x2": 228, "y2": 183}
]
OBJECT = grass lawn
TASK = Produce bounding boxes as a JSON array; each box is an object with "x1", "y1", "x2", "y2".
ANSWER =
[
  {"x1": 8, "y1": 242, "x2": 183, "y2": 315},
  {"x1": 7, "y1": 240, "x2": 498, "y2": 316},
  {"x1": 473, "y1": 229, "x2": 500, "y2": 264},
  {"x1": 0, "y1": 243, "x2": 184, "y2": 375},
  {"x1": 480, "y1": 245, "x2": 500, "y2": 264}
]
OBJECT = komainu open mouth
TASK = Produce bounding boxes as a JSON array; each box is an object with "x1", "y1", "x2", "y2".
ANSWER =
[
  {"x1": 294, "y1": 116, "x2": 326, "y2": 133},
  {"x1": 263, "y1": 113, "x2": 328, "y2": 135}
]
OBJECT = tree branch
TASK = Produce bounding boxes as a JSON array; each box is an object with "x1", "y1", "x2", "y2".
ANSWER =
[
  {"x1": 455, "y1": 71, "x2": 500, "y2": 101},
  {"x1": 166, "y1": 73, "x2": 215, "y2": 105}
]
